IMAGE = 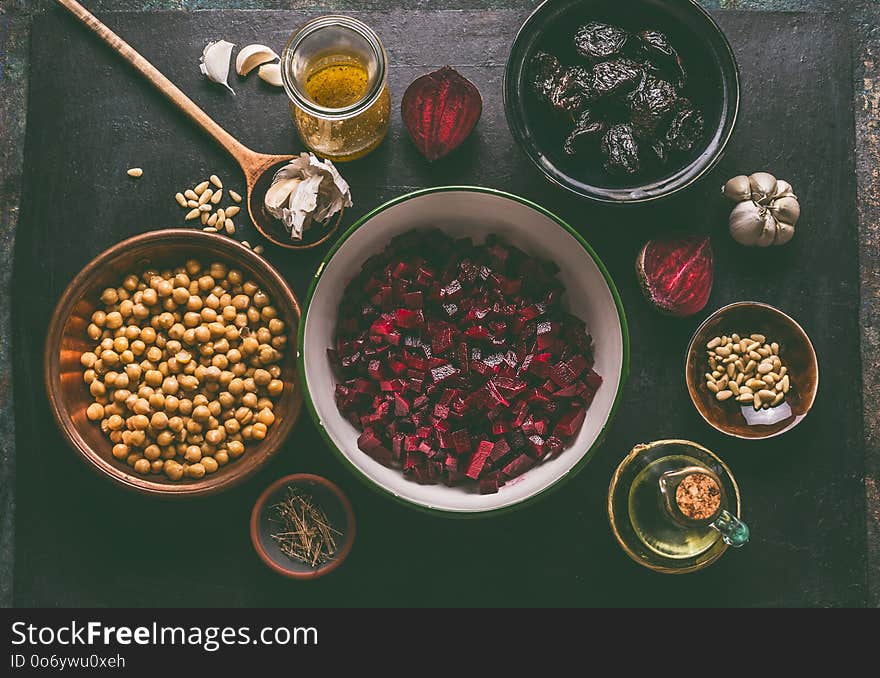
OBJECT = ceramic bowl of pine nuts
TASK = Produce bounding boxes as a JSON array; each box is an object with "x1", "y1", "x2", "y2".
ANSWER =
[
  {"x1": 685, "y1": 301, "x2": 818, "y2": 439},
  {"x1": 45, "y1": 229, "x2": 303, "y2": 497}
]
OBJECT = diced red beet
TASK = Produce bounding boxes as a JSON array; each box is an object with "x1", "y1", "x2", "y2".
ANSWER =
[
  {"x1": 502, "y1": 454, "x2": 535, "y2": 478},
  {"x1": 333, "y1": 231, "x2": 601, "y2": 491},
  {"x1": 466, "y1": 440, "x2": 494, "y2": 479},
  {"x1": 554, "y1": 406, "x2": 586, "y2": 438}
]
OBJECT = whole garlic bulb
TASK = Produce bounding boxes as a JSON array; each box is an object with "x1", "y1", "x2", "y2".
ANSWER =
[{"x1": 722, "y1": 172, "x2": 800, "y2": 247}]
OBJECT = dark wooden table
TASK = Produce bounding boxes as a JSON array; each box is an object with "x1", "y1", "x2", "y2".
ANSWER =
[{"x1": 1, "y1": 0, "x2": 878, "y2": 608}]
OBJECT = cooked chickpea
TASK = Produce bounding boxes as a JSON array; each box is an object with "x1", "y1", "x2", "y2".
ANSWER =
[
  {"x1": 187, "y1": 463, "x2": 206, "y2": 479},
  {"x1": 256, "y1": 408, "x2": 275, "y2": 426},
  {"x1": 86, "y1": 403, "x2": 104, "y2": 421},
  {"x1": 227, "y1": 440, "x2": 245, "y2": 458},
  {"x1": 267, "y1": 379, "x2": 284, "y2": 397},
  {"x1": 89, "y1": 380, "x2": 106, "y2": 398},
  {"x1": 201, "y1": 457, "x2": 219, "y2": 474},
  {"x1": 112, "y1": 443, "x2": 129, "y2": 460},
  {"x1": 133, "y1": 458, "x2": 151, "y2": 474},
  {"x1": 242, "y1": 393, "x2": 258, "y2": 409},
  {"x1": 164, "y1": 461, "x2": 184, "y2": 481},
  {"x1": 184, "y1": 445, "x2": 202, "y2": 463}
]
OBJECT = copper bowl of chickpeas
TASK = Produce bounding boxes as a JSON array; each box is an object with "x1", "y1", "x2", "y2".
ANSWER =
[{"x1": 45, "y1": 229, "x2": 302, "y2": 497}]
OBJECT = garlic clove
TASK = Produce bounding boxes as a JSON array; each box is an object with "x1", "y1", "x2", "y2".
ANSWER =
[
  {"x1": 756, "y1": 213, "x2": 778, "y2": 247},
  {"x1": 774, "y1": 221, "x2": 796, "y2": 246},
  {"x1": 774, "y1": 179, "x2": 798, "y2": 201},
  {"x1": 264, "y1": 178, "x2": 302, "y2": 215},
  {"x1": 257, "y1": 62, "x2": 284, "y2": 87},
  {"x1": 748, "y1": 172, "x2": 778, "y2": 205},
  {"x1": 769, "y1": 195, "x2": 801, "y2": 226},
  {"x1": 235, "y1": 44, "x2": 280, "y2": 76},
  {"x1": 728, "y1": 200, "x2": 765, "y2": 246},
  {"x1": 722, "y1": 175, "x2": 751, "y2": 202},
  {"x1": 199, "y1": 40, "x2": 236, "y2": 94}
]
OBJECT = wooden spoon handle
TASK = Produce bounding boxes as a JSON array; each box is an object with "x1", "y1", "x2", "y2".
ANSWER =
[{"x1": 56, "y1": 0, "x2": 256, "y2": 165}]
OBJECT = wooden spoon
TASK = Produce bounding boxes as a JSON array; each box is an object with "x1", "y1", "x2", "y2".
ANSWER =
[{"x1": 56, "y1": 0, "x2": 341, "y2": 250}]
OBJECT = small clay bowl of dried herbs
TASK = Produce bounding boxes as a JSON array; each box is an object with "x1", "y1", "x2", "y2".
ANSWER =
[
  {"x1": 250, "y1": 474, "x2": 355, "y2": 579},
  {"x1": 685, "y1": 302, "x2": 819, "y2": 440}
]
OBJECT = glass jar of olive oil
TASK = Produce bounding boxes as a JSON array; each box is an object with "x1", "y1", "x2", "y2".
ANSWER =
[{"x1": 281, "y1": 16, "x2": 391, "y2": 162}]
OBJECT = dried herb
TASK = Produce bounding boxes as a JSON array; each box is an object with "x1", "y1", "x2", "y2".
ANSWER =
[{"x1": 270, "y1": 488, "x2": 341, "y2": 567}]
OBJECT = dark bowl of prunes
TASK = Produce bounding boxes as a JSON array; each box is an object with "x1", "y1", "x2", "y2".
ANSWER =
[{"x1": 504, "y1": 0, "x2": 739, "y2": 204}]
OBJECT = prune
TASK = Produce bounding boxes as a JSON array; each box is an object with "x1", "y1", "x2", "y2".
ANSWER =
[
  {"x1": 532, "y1": 21, "x2": 704, "y2": 178},
  {"x1": 530, "y1": 51, "x2": 564, "y2": 100},
  {"x1": 589, "y1": 58, "x2": 643, "y2": 99},
  {"x1": 563, "y1": 108, "x2": 605, "y2": 156},
  {"x1": 574, "y1": 22, "x2": 628, "y2": 60},
  {"x1": 664, "y1": 105, "x2": 704, "y2": 152},
  {"x1": 548, "y1": 66, "x2": 595, "y2": 113},
  {"x1": 601, "y1": 124, "x2": 640, "y2": 175},
  {"x1": 638, "y1": 30, "x2": 687, "y2": 87},
  {"x1": 628, "y1": 75, "x2": 678, "y2": 139}
]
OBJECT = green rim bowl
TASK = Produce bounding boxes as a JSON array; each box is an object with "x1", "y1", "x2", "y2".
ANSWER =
[
  {"x1": 503, "y1": 0, "x2": 740, "y2": 204},
  {"x1": 298, "y1": 187, "x2": 629, "y2": 515}
]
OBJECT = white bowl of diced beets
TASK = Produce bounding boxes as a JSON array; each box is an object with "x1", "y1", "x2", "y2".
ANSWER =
[{"x1": 299, "y1": 187, "x2": 628, "y2": 514}]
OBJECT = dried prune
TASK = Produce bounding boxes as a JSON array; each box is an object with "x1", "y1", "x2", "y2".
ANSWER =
[
  {"x1": 638, "y1": 29, "x2": 687, "y2": 87},
  {"x1": 589, "y1": 58, "x2": 643, "y2": 99},
  {"x1": 532, "y1": 21, "x2": 705, "y2": 178},
  {"x1": 574, "y1": 22, "x2": 628, "y2": 60},
  {"x1": 601, "y1": 124, "x2": 640, "y2": 175},
  {"x1": 530, "y1": 50, "x2": 564, "y2": 100},
  {"x1": 628, "y1": 75, "x2": 678, "y2": 139},
  {"x1": 563, "y1": 108, "x2": 605, "y2": 156},
  {"x1": 664, "y1": 105, "x2": 704, "y2": 152},
  {"x1": 548, "y1": 66, "x2": 594, "y2": 113}
]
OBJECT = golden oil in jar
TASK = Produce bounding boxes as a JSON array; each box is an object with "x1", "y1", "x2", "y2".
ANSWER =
[{"x1": 282, "y1": 18, "x2": 391, "y2": 162}]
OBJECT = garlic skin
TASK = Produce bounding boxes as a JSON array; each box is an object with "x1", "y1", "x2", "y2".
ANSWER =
[
  {"x1": 775, "y1": 222, "x2": 796, "y2": 245},
  {"x1": 723, "y1": 172, "x2": 800, "y2": 247},
  {"x1": 722, "y1": 175, "x2": 751, "y2": 202},
  {"x1": 257, "y1": 62, "x2": 284, "y2": 87},
  {"x1": 749, "y1": 172, "x2": 778, "y2": 205},
  {"x1": 769, "y1": 195, "x2": 800, "y2": 225},
  {"x1": 235, "y1": 44, "x2": 279, "y2": 76},
  {"x1": 265, "y1": 153, "x2": 352, "y2": 240},
  {"x1": 199, "y1": 40, "x2": 236, "y2": 94},
  {"x1": 729, "y1": 201, "x2": 766, "y2": 246}
]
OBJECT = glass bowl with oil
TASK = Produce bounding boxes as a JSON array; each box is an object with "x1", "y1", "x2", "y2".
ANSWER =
[
  {"x1": 281, "y1": 16, "x2": 391, "y2": 162},
  {"x1": 608, "y1": 439, "x2": 748, "y2": 574}
]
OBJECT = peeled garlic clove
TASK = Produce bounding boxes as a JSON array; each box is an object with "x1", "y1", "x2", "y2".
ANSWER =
[
  {"x1": 722, "y1": 175, "x2": 751, "y2": 202},
  {"x1": 755, "y1": 213, "x2": 778, "y2": 247},
  {"x1": 199, "y1": 40, "x2": 235, "y2": 94},
  {"x1": 769, "y1": 195, "x2": 801, "y2": 226},
  {"x1": 749, "y1": 172, "x2": 778, "y2": 205},
  {"x1": 774, "y1": 179, "x2": 797, "y2": 200},
  {"x1": 729, "y1": 201, "x2": 765, "y2": 246},
  {"x1": 774, "y1": 221, "x2": 796, "y2": 245},
  {"x1": 257, "y1": 62, "x2": 284, "y2": 87},
  {"x1": 236, "y1": 44, "x2": 279, "y2": 76},
  {"x1": 264, "y1": 178, "x2": 302, "y2": 215}
]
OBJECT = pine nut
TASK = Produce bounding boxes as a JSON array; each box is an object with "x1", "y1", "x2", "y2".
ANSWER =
[
  {"x1": 185, "y1": 189, "x2": 198, "y2": 200},
  {"x1": 737, "y1": 393, "x2": 753, "y2": 403},
  {"x1": 126, "y1": 167, "x2": 143, "y2": 177},
  {"x1": 225, "y1": 218, "x2": 235, "y2": 234},
  {"x1": 198, "y1": 189, "x2": 213, "y2": 205},
  {"x1": 729, "y1": 382, "x2": 740, "y2": 396},
  {"x1": 216, "y1": 208, "x2": 225, "y2": 223},
  {"x1": 707, "y1": 381, "x2": 719, "y2": 393},
  {"x1": 772, "y1": 392, "x2": 785, "y2": 406},
  {"x1": 253, "y1": 245, "x2": 264, "y2": 254},
  {"x1": 211, "y1": 189, "x2": 223, "y2": 204},
  {"x1": 715, "y1": 346, "x2": 731, "y2": 357},
  {"x1": 750, "y1": 334, "x2": 765, "y2": 343},
  {"x1": 230, "y1": 190, "x2": 242, "y2": 203},
  {"x1": 185, "y1": 208, "x2": 200, "y2": 220},
  {"x1": 200, "y1": 212, "x2": 209, "y2": 225},
  {"x1": 175, "y1": 192, "x2": 187, "y2": 207},
  {"x1": 707, "y1": 337, "x2": 722, "y2": 349},
  {"x1": 210, "y1": 174, "x2": 223, "y2": 188},
  {"x1": 731, "y1": 333, "x2": 741, "y2": 343},
  {"x1": 727, "y1": 363, "x2": 735, "y2": 378},
  {"x1": 716, "y1": 390, "x2": 733, "y2": 402},
  {"x1": 187, "y1": 200, "x2": 199, "y2": 208},
  {"x1": 203, "y1": 226, "x2": 218, "y2": 233},
  {"x1": 194, "y1": 181, "x2": 209, "y2": 195},
  {"x1": 758, "y1": 362, "x2": 773, "y2": 374},
  {"x1": 207, "y1": 213, "x2": 218, "y2": 227},
  {"x1": 199, "y1": 204, "x2": 212, "y2": 212},
  {"x1": 225, "y1": 205, "x2": 241, "y2": 217}
]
